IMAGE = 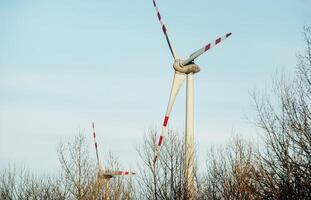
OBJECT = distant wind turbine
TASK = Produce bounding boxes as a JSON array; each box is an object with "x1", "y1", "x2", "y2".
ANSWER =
[{"x1": 92, "y1": 122, "x2": 135, "y2": 199}]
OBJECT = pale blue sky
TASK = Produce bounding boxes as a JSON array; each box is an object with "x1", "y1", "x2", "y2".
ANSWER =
[{"x1": 0, "y1": 0, "x2": 310, "y2": 173}]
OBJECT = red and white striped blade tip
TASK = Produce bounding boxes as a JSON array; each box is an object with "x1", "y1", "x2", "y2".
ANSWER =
[
  {"x1": 152, "y1": 0, "x2": 177, "y2": 59},
  {"x1": 182, "y1": 32, "x2": 232, "y2": 66},
  {"x1": 204, "y1": 32, "x2": 232, "y2": 52}
]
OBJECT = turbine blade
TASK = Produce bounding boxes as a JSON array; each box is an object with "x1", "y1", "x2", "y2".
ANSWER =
[
  {"x1": 92, "y1": 122, "x2": 101, "y2": 169},
  {"x1": 152, "y1": 0, "x2": 178, "y2": 59},
  {"x1": 153, "y1": 72, "x2": 186, "y2": 164},
  {"x1": 182, "y1": 32, "x2": 232, "y2": 66}
]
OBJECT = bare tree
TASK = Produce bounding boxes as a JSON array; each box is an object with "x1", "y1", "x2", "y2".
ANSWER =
[
  {"x1": 201, "y1": 136, "x2": 260, "y2": 200},
  {"x1": 251, "y1": 26, "x2": 311, "y2": 200},
  {"x1": 0, "y1": 133, "x2": 135, "y2": 200},
  {"x1": 136, "y1": 129, "x2": 200, "y2": 200},
  {"x1": 57, "y1": 133, "x2": 96, "y2": 199},
  {"x1": 0, "y1": 166, "x2": 66, "y2": 200}
]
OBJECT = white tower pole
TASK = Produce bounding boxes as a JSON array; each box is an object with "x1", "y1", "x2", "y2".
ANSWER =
[{"x1": 185, "y1": 73, "x2": 195, "y2": 198}]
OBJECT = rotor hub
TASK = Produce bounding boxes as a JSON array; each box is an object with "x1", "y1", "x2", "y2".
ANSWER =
[{"x1": 173, "y1": 59, "x2": 200, "y2": 74}]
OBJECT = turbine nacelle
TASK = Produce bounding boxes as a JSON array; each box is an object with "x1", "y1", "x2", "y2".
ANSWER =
[
  {"x1": 98, "y1": 168, "x2": 113, "y2": 179},
  {"x1": 173, "y1": 59, "x2": 200, "y2": 74}
]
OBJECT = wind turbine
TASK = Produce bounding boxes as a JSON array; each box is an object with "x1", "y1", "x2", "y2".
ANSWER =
[
  {"x1": 151, "y1": 0, "x2": 232, "y2": 197},
  {"x1": 91, "y1": 122, "x2": 135, "y2": 199}
]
